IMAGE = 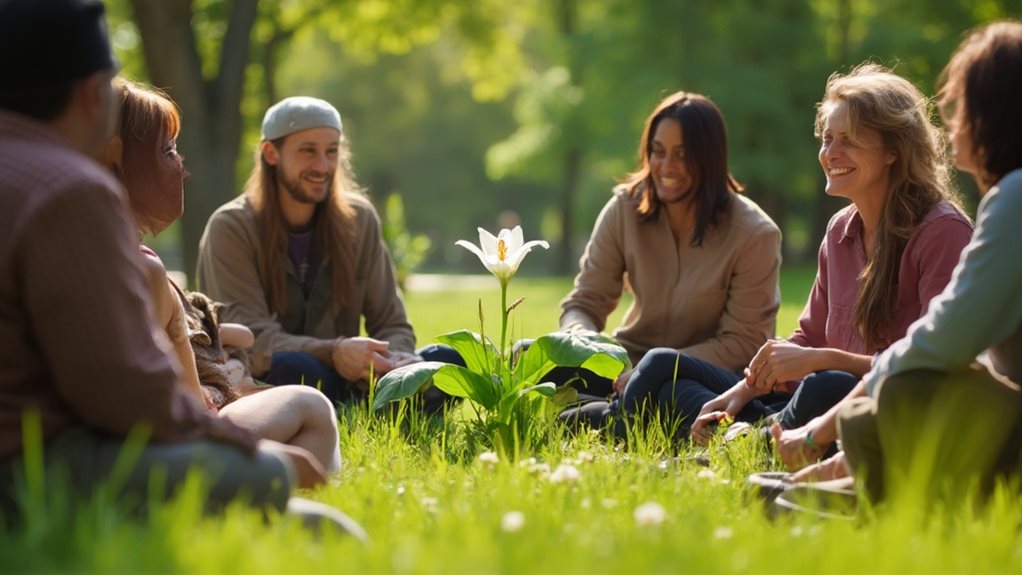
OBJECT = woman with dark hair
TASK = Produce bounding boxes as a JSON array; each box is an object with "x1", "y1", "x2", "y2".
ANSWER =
[
  {"x1": 636, "y1": 64, "x2": 974, "y2": 445},
  {"x1": 104, "y1": 79, "x2": 340, "y2": 487},
  {"x1": 824, "y1": 21, "x2": 1022, "y2": 502},
  {"x1": 557, "y1": 91, "x2": 782, "y2": 427}
]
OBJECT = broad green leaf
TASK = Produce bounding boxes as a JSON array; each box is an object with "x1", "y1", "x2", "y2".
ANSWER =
[
  {"x1": 372, "y1": 361, "x2": 446, "y2": 409},
  {"x1": 544, "y1": 385, "x2": 580, "y2": 417},
  {"x1": 431, "y1": 365, "x2": 500, "y2": 410},
  {"x1": 518, "y1": 382, "x2": 556, "y2": 398},
  {"x1": 553, "y1": 385, "x2": 578, "y2": 409},
  {"x1": 373, "y1": 362, "x2": 499, "y2": 411},
  {"x1": 436, "y1": 330, "x2": 498, "y2": 374},
  {"x1": 496, "y1": 389, "x2": 519, "y2": 421},
  {"x1": 516, "y1": 331, "x2": 630, "y2": 386}
]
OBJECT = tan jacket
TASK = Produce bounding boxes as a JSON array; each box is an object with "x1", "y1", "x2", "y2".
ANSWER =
[
  {"x1": 196, "y1": 193, "x2": 415, "y2": 377},
  {"x1": 560, "y1": 187, "x2": 781, "y2": 370}
]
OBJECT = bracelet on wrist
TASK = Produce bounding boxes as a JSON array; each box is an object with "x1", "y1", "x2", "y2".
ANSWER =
[{"x1": 805, "y1": 429, "x2": 819, "y2": 451}]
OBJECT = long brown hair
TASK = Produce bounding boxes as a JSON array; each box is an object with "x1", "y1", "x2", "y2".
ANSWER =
[
  {"x1": 244, "y1": 137, "x2": 359, "y2": 317},
  {"x1": 938, "y1": 20, "x2": 1022, "y2": 188},
  {"x1": 815, "y1": 63, "x2": 962, "y2": 351},
  {"x1": 621, "y1": 91, "x2": 742, "y2": 247}
]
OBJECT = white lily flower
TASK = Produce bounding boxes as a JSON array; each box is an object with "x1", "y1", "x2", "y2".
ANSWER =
[{"x1": 455, "y1": 226, "x2": 549, "y2": 285}]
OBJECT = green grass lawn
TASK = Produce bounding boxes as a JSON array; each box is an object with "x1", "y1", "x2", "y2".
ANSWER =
[{"x1": 3, "y1": 268, "x2": 1021, "y2": 574}]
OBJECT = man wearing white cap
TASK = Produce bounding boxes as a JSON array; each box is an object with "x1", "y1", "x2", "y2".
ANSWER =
[{"x1": 197, "y1": 97, "x2": 457, "y2": 404}]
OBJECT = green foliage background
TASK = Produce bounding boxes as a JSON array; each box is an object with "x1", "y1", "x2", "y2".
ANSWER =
[{"x1": 103, "y1": 0, "x2": 1019, "y2": 277}]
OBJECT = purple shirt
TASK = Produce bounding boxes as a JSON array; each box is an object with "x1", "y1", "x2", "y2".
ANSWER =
[
  {"x1": 287, "y1": 230, "x2": 314, "y2": 291},
  {"x1": 788, "y1": 201, "x2": 973, "y2": 356}
]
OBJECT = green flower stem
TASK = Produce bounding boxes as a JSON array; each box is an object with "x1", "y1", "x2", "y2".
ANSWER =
[{"x1": 499, "y1": 279, "x2": 508, "y2": 370}]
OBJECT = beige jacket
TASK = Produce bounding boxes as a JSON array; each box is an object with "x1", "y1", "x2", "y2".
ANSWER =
[
  {"x1": 196, "y1": 193, "x2": 415, "y2": 377},
  {"x1": 560, "y1": 187, "x2": 781, "y2": 370}
]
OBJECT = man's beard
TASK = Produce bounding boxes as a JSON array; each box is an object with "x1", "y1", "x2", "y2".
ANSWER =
[{"x1": 279, "y1": 170, "x2": 332, "y2": 204}]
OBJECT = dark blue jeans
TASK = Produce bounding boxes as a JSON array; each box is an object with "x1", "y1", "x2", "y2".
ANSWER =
[
  {"x1": 265, "y1": 343, "x2": 464, "y2": 404},
  {"x1": 775, "y1": 369, "x2": 859, "y2": 429},
  {"x1": 513, "y1": 337, "x2": 620, "y2": 398},
  {"x1": 621, "y1": 348, "x2": 790, "y2": 435}
]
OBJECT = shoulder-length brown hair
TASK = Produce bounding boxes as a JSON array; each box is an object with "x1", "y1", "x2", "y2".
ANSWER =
[
  {"x1": 244, "y1": 136, "x2": 359, "y2": 317},
  {"x1": 938, "y1": 20, "x2": 1022, "y2": 188},
  {"x1": 111, "y1": 79, "x2": 181, "y2": 235},
  {"x1": 621, "y1": 91, "x2": 742, "y2": 247},
  {"x1": 815, "y1": 63, "x2": 963, "y2": 352}
]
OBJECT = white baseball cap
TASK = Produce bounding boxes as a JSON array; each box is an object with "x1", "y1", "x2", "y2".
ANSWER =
[{"x1": 261, "y1": 96, "x2": 342, "y2": 141}]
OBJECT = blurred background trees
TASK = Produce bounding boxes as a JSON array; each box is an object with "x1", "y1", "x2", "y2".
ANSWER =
[{"x1": 105, "y1": 0, "x2": 1020, "y2": 282}]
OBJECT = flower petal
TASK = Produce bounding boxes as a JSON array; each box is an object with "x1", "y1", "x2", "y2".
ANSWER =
[
  {"x1": 478, "y1": 228, "x2": 498, "y2": 256},
  {"x1": 509, "y1": 226, "x2": 524, "y2": 253},
  {"x1": 455, "y1": 239, "x2": 491, "y2": 270},
  {"x1": 505, "y1": 239, "x2": 551, "y2": 275}
]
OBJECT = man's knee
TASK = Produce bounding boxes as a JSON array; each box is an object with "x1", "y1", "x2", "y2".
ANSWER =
[
  {"x1": 269, "y1": 352, "x2": 329, "y2": 377},
  {"x1": 418, "y1": 343, "x2": 465, "y2": 367},
  {"x1": 837, "y1": 396, "x2": 877, "y2": 439},
  {"x1": 177, "y1": 441, "x2": 292, "y2": 513},
  {"x1": 875, "y1": 369, "x2": 946, "y2": 414},
  {"x1": 267, "y1": 352, "x2": 345, "y2": 397}
]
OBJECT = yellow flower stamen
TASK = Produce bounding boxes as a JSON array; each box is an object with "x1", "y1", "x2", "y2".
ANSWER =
[{"x1": 497, "y1": 239, "x2": 507, "y2": 262}]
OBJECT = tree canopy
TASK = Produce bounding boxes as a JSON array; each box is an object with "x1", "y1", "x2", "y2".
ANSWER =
[{"x1": 107, "y1": 0, "x2": 1020, "y2": 278}]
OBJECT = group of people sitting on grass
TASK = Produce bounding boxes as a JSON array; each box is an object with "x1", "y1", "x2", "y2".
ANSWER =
[{"x1": 1, "y1": 0, "x2": 1020, "y2": 531}]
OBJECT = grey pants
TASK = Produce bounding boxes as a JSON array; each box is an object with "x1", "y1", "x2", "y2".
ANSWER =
[
  {"x1": 0, "y1": 426, "x2": 292, "y2": 520},
  {"x1": 839, "y1": 367, "x2": 1022, "y2": 503}
]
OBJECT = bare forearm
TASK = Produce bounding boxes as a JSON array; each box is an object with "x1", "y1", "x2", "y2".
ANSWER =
[
  {"x1": 301, "y1": 337, "x2": 341, "y2": 366},
  {"x1": 817, "y1": 348, "x2": 874, "y2": 377}
]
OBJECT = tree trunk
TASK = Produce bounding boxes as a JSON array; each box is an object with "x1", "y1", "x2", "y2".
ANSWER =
[
  {"x1": 129, "y1": 0, "x2": 259, "y2": 286},
  {"x1": 557, "y1": 146, "x2": 582, "y2": 274},
  {"x1": 554, "y1": 0, "x2": 580, "y2": 275}
]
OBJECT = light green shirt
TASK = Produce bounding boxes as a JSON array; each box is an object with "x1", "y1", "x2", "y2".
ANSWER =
[{"x1": 865, "y1": 169, "x2": 1022, "y2": 395}]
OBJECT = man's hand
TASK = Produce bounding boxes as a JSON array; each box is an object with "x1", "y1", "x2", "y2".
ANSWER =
[
  {"x1": 384, "y1": 350, "x2": 424, "y2": 370},
  {"x1": 745, "y1": 340, "x2": 821, "y2": 392},
  {"x1": 770, "y1": 420, "x2": 829, "y2": 471},
  {"x1": 331, "y1": 337, "x2": 427, "y2": 382}
]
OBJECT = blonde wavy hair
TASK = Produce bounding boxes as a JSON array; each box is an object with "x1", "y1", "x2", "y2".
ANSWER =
[{"x1": 815, "y1": 63, "x2": 963, "y2": 351}]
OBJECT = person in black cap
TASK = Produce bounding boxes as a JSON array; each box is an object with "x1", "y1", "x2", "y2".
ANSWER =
[{"x1": 0, "y1": 0, "x2": 361, "y2": 534}]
